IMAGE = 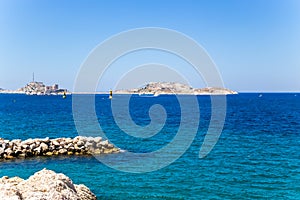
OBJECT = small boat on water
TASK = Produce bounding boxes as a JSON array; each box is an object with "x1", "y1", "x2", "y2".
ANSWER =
[{"x1": 138, "y1": 93, "x2": 159, "y2": 97}]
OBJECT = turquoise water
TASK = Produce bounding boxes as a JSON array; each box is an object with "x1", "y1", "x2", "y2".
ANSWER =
[{"x1": 0, "y1": 94, "x2": 300, "y2": 199}]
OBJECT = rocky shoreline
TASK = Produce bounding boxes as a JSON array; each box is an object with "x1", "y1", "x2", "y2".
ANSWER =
[
  {"x1": 0, "y1": 136, "x2": 120, "y2": 160},
  {"x1": 0, "y1": 168, "x2": 97, "y2": 200}
]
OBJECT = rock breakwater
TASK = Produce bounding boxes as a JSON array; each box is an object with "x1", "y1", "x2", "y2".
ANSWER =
[
  {"x1": 0, "y1": 136, "x2": 120, "y2": 160},
  {"x1": 0, "y1": 168, "x2": 97, "y2": 200}
]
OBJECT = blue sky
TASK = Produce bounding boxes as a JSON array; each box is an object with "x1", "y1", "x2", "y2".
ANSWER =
[{"x1": 0, "y1": 0, "x2": 299, "y2": 92}]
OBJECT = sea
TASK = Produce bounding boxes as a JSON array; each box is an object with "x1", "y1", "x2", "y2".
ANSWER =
[{"x1": 0, "y1": 93, "x2": 299, "y2": 199}]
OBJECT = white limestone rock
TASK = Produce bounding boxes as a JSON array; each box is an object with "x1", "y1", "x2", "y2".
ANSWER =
[
  {"x1": 0, "y1": 169, "x2": 97, "y2": 200},
  {"x1": 0, "y1": 176, "x2": 23, "y2": 200}
]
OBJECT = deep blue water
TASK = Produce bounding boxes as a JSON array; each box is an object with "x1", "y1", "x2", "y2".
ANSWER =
[{"x1": 0, "y1": 93, "x2": 300, "y2": 199}]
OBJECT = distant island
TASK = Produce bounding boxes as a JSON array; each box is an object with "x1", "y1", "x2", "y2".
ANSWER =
[
  {"x1": 115, "y1": 82, "x2": 237, "y2": 95},
  {"x1": 0, "y1": 81, "x2": 69, "y2": 95},
  {"x1": 1, "y1": 82, "x2": 237, "y2": 95}
]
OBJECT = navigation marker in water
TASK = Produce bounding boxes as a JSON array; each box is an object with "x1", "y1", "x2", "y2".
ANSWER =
[
  {"x1": 109, "y1": 90, "x2": 113, "y2": 99},
  {"x1": 63, "y1": 90, "x2": 67, "y2": 99}
]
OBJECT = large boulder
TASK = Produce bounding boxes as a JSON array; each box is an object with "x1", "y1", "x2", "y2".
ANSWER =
[
  {"x1": 0, "y1": 169, "x2": 97, "y2": 200},
  {"x1": 0, "y1": 176, "x2": 24, "y2": 200}
]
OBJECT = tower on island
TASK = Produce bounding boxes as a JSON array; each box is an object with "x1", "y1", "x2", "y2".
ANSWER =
[{"x1": 32, "y1": 72, "x2": 35, "y2": 83}]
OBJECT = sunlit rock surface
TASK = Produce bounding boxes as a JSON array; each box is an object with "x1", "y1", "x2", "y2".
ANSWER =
[{"x1": 0, "y1": 168, "x2": 97, "y2": 200}]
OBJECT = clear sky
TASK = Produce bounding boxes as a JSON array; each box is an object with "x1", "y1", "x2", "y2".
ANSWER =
[{"x1": 0, "y1": 0, "x2": 299, "y2": 92}]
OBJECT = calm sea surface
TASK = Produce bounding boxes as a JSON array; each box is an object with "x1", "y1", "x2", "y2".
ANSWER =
[{"x1": 0, "y1": 93, "x2": 299, "y2": 199}]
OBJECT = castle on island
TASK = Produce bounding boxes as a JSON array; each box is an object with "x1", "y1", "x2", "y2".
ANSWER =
[
  {"x1": 13, "y1": 73, "x2": 68, "y2": 95},
  {"x1": 0, "y1": 73, "x2": 71, "y2": 96},
  {"x1": 19, "y1": 81, "x2": 67, "y2": 95}
]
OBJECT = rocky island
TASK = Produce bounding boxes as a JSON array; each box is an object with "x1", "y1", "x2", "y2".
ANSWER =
[
  {"x1": 0, "y1": 81, "x2": 69, "y2": 95},
  {"x1": 115, "y1": 82, "x2": 237, "y2": 95},
  {"x1": 0, "y1": 168, "x2": 97, "y2": 200}
]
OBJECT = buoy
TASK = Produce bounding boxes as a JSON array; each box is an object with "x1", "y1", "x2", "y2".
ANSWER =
[
  {"x1": 109, "y1": 90, "x2": 113, "y2": 99},
  {"x1": 63, "y1": 91, "x2": 67, "y2": 99}
]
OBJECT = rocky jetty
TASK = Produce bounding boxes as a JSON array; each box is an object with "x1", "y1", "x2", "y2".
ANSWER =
[
  {"x1": 115, "y1": 82, "x2": 238, "y2": 95},
  {"x1": 0, "y1": 168, "x2": 97, "y2": 200},
  {"x1": 0, "y1": 136, "x2": 120, "y2": 160}
]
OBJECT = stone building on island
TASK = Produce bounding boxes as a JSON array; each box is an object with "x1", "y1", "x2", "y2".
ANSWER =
[{"x1": 18, "y1": 81, "x2": 68, "y2": 95}]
